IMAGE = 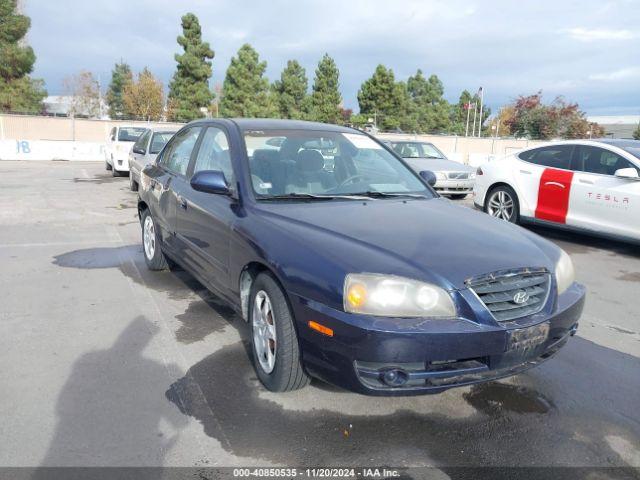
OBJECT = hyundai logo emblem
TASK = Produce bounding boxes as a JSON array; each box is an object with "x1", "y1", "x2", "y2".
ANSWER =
[{"x1": 513, "y1": 290, "x2": 529, "y2": 304}]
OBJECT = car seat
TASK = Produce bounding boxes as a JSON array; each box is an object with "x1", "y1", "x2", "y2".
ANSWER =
[{"x1": 285, "y1": 149, "x2": 336, "y2": 194}]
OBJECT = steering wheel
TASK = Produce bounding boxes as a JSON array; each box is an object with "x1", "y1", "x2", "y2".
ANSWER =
[{"x1": 336, "y1": 174, "x2": 368, "y2": 189}]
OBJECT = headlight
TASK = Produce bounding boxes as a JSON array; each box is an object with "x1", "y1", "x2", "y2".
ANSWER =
[
  {"x1": 344, "y1": 273, "x2": 456, "y2": 318},
  {"x1": 435, "y1": 172, "x2": 447, "y2": 181},
  {"x1": 469, "y1": 172, "x2": 476, "y2": 179},
  {"x1": 555, "y1": 249, "x2": 575, "y2": 294}
]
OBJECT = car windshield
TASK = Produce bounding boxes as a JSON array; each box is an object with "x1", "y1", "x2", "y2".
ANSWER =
[
  {"x1": 244, "y1": 129, "x2": 433, "y2": 199},
  {"x1": 150, "y1": 131, "x2": 175, "y2": 154},
  {"x1": 611, "y1": 141, "x2": 640, "y2": 162},
  {"x1": 392, "y1": 142, "x2": 446, "y2": 159},
  {"x1": 118, "y1": 127, "x2": 146, "y2": 142}
]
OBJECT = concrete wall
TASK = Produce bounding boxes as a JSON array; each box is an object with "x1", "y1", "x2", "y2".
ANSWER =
[
  {"x1": 0, "y1": 114, "x2": 543, "y2": 164},
  {"x1": 0, "y1": 114, "x2": 183, "y2": 142}
]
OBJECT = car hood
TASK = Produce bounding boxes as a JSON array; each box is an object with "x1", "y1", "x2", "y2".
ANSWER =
[
  {"x1": 403, "y1": 157, "x2": 475, "y2": 173},
  {"x1": 254, "y1": 198, "x2": 558, "y2": 290}
]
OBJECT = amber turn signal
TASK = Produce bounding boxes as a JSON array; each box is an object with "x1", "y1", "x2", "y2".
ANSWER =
[{"x1": 308, "y1": 320, "x2": 334, "y2": 337}]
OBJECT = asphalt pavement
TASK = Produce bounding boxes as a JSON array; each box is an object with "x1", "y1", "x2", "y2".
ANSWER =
[{"x1": 0, "y1": 161, "x2": 638, "y2": 478}]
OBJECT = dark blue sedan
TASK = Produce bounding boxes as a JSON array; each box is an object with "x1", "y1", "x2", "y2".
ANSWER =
[{"x1": 137, "y1": 119, "x2": 585, "y2": 396}]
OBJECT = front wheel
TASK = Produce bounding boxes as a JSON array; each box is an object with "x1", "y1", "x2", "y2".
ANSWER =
[
  {"x1": 141, "y1": 209, "x2": 169, "y2": 270},
  {"x1": 249, "y1": 273, "x2": 310, "y2": 392},
  {"x1": 485, "y1": 185, "x2": 520, "y2": 223}
]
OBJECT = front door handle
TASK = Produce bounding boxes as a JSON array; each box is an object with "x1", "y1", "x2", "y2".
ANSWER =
[
  {"x1": 520, "y1": 169, "x2": 532, "y2": 174},
  {"x1": 178, "y1": 196, "x2": 188, "y2": 210}
]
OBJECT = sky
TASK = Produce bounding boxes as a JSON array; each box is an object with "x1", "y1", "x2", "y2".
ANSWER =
[{"x1": 23, "y1": 0, "x2": 640, "y2": 116}]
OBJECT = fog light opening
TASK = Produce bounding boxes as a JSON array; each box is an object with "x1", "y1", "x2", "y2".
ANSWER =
[{"x1": 381, "y1": 368, "x2": 409, "y2": 387}]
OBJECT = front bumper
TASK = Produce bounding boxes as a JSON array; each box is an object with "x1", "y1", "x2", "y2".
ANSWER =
[
  {"x1": 291, "y1": 282, "x2": 585, "y2": 396},
  {"x1": 434, "y1": 178, "x2": 475, "y2": 195}
]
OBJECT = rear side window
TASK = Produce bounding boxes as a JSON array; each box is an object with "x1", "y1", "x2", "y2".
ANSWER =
[
  {"x1": 160, "y1": 127, "x2": 202, "y2": 176},
  {"x1": 572, "y1": 145, "x2": 640, "y2": 176},
  {"x1": 133, "y1": 129, "x2": 151, "y2": 152},
  {"x1": 519, "y1": 145, "x2": 573, "y2": 170}
]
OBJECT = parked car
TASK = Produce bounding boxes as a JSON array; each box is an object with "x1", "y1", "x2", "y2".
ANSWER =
[
  {"x1": 474, "y1": 139, "x2": 640, "y2": 243},
  {"x1": 137, "y1": 119, "x2": 585, "y2": 396},
  {"x1": 128, "y1": 127, "x2": 179, "y2": 191},
  {"x1": 104, "y1": 125, "x2": 147, "y2": 176},
  {"x1": 390, "y1": 141, "x2": 475, "y2": 199}
]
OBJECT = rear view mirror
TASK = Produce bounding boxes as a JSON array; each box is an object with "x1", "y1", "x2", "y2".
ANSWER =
[
  {"x1": 132, "y1": 146, "x2": 146, "y2": 155},
  {"x1": 614, "y1": 167, "x2": 640, "y2": 180},
  {"x1": 191, "y1": 170, "x2": 230, "y2": 195},
  {"x1": 419, "y1": 170, "x2": 437, "y2": 187}
]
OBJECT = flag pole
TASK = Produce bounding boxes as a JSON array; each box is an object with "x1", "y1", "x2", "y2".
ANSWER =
[
  {"x1": 477, "y1": 87, "x2": 484, "y2": 137},
  {"x1": 472, "y1": 102, "x2": 477, "y2": 139},
  {"x1": 465, "y1": 103, "x2": 471, "y2": 137}
]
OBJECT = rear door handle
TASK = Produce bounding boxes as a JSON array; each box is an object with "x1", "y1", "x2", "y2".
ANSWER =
[{"x1": 178, "y1": 196, "x2": 188, "y2": 210}]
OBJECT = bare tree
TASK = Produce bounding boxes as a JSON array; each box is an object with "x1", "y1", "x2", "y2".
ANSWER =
[{"x1": 63, "y1": 70, "x2": 101, "y2": 118}]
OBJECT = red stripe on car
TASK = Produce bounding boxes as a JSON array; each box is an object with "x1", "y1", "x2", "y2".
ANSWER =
[{"x1": 535, "y1": 168, "x2": 574, "y2": 223}]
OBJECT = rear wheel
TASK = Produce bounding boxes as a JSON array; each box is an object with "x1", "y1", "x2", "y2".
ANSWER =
[
  {"x1": 485, "y1": 185, "x2": 519, "y2": 223},
  {"x1": 141, "y1": 209, "x2": 168, "y2": 270},
  {"x1": 249, "y1": 273, "x2": 310, "y2": 392},
  {"x1": 129, "y1": 173, "x2": 138, "y2": 191}
]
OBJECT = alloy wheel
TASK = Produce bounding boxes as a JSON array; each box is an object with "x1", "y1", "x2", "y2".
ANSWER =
[
  {"x1": 252, "y1": 290, "x2": 277, "y2": 374},
  {"x1": 487, "y1": 190, "x2": 515, "y2": 221},
  {"x1": 143, "y1": 215, "x2": 156, "y2": 259}
]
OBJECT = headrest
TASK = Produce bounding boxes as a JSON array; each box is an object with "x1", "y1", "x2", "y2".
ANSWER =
[
  {"x1": 296, "y1": 149, "x2": 325, "y2": 173},
  {"x1": 253, "y1": 149, "x2": 278, "y2": 163}
]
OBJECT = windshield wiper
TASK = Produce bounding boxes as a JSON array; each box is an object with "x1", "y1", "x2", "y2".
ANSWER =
[
  {"x1": 350, "y1": 191, "x2": 428, "y2": 199},
  {"x1": 259, "y1": 193, "x2": 368, "y2": 201}
]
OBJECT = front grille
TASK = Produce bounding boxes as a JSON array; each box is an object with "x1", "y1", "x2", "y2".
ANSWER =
[
  {"x1": 467, "y1": 269, "x2": 551, "y2": 322},
  {"x1": 447, "y1": 172, "x2": 470, "y2": 179}
]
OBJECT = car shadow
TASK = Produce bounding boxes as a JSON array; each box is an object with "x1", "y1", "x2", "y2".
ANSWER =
[{"x1": 32, "y1": 316, "x2": 187, "y2": 478}]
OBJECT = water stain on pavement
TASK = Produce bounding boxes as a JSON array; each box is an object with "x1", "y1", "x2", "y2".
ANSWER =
[
  {"x1": 53, "y1": 245, "x2": 236, "y2": 343},
  {"x1": 616, "y1": 271, "x2": 640, "y2": 282},
  {"x1": 72, "y1": 175, "x2": 122, "y2": 184},
  {"x1": 165, "y1": 342, "x2": 640, "y2": 476},
  {"x1": 463, "y1": 382, "x2": 553, "y2": 415}
]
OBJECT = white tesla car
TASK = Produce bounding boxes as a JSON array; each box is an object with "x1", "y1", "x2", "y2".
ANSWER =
[{"x1": 473, "y1": 139, "x2": 640, "y2": 243}]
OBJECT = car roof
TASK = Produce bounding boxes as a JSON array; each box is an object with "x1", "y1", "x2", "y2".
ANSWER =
[
  {"x1": 389, "y1": 140, "x2": 434, "y2": 145},
  {"x1": 593, "y1": 138, "x2": 640, "y2": 148},
  {"x1": 189, "y1": 118, "x2": 358, "y2": 134}
]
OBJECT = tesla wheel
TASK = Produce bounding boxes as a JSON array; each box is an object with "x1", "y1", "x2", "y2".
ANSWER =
[
  {"x1": 249, "y1": 272, "x2": 310, "y2": 392},
  {"x1": 105, "y1": 160, "x2": 112, "y2": 171},
  {"x1": 485, "y1": 185, "x2": 519, "y2": 223},
  {"x1": 141, "y1": 209, "x2": 168, "y2": 271},
  {"x1": 448, "y1": 194, "x2": 468, "y2": 200}
]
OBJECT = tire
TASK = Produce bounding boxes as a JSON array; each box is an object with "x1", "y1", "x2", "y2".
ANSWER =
[
  {"x1": 129, "y1": 173, "x2": 138, "y2": 192},
  {"x1": 112, "y1": 165, "x2": 123, "y2": 177},
  {"x1": 249, "y1": 272, "x2": 310, "y2": 392},
  {"x1": 448, "y1": 194, "x2": 468, "y2": 200},
  {"x1": 484, "y1": 185, "x2": 520, "y2": 223},
  {"x1": 140, "y1": 209, "x2": 169, "y2": 271},
  {"x1": 105, "y1": 160, "x2": 112, "y2": 171}
]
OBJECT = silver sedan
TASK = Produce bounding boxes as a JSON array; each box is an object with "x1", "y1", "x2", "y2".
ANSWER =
[
  {"x1": 389, "y1": 141, "x2": 476, "y2": 199},
  {"x1": 128, "y1": 127, "x2": 178, "y2": 191}
]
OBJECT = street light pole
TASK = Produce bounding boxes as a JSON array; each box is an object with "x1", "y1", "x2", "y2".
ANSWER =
[
  {"x1": 477, "y1": 87, "x2": 484, "y2": 137},
  {"x1": 465, "y1": 103, "x2": 471, "y2": 137}
]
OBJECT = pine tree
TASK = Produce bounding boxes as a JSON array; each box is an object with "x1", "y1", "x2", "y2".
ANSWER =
[
  {"x1": 167, "y1": 13, "x2": 214, "y2": 122},
  {"x1": 272, "y1": 60, "x2": 308, "y2": 119},
  {"x1": 0, "y1": 0, "x2": 46, "y2": 113},
  {"x1": 407, "y1": 70, "x2": 451, "y2": 133},
  {"x1": 106, "y1": 62, "x2": 133, "y2": 119},
  {"x1": 309, "y1": 54, "x2": 342, "y2": 124},
  {"x1": 357, "y1": 64, "x2": 413, "y2": 131},
  {"x1": 219, "y1": 44, "x2": 277, "y2": 118}
]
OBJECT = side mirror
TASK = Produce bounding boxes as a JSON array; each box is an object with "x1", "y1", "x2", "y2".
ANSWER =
[
  {"x1": 132, "y1": 146, "x2": 146, "y2": 155},
  {"x1": 190, "y1": 170, "x2": 230, "y2": 195},
  {"x1": 614, "y1": 167, "x2": 640, "y2": 180},
  {"x1": 419, "y1": 170, "x2": 437, "y2": 187}
]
